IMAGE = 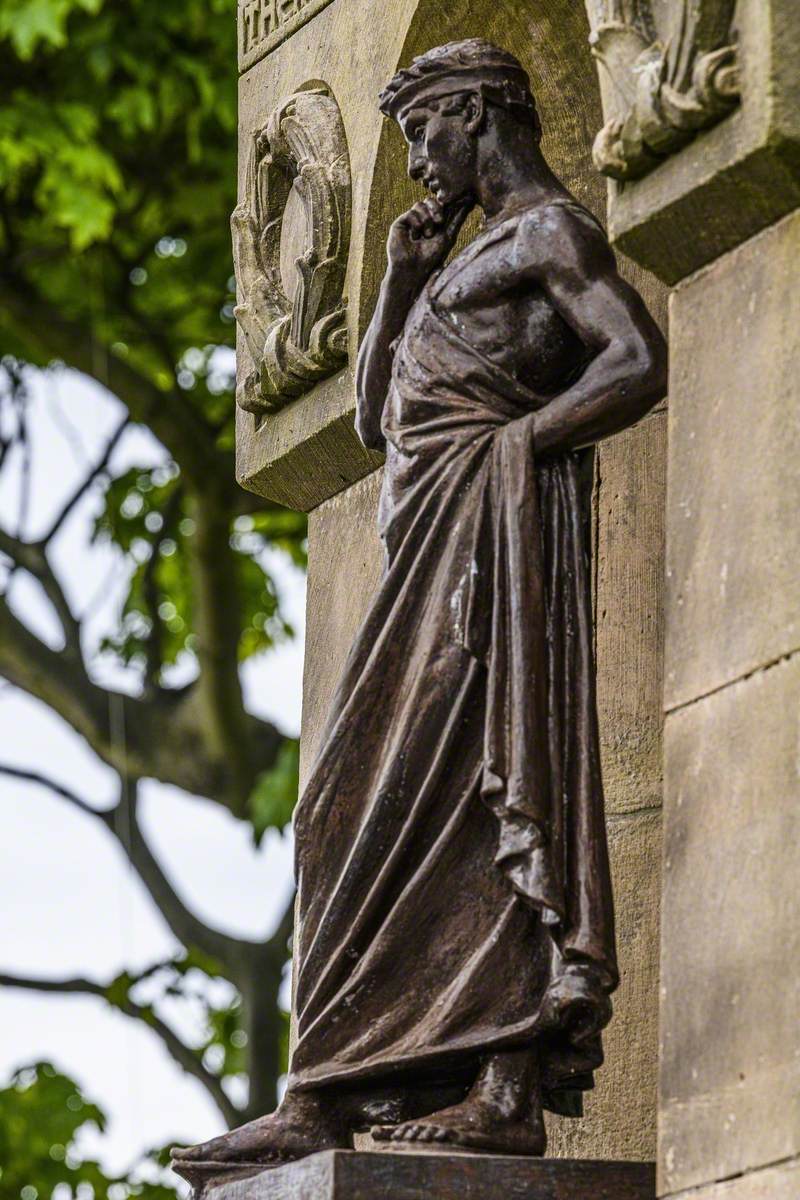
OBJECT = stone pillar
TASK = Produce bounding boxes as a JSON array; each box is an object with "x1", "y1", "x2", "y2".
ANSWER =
[
  {"x1": 235, "y1": 0, "x2": 667, "y2": 1163},
  {"x1": 586, "y1": 1, "x2": 800, "y2": 1196}
]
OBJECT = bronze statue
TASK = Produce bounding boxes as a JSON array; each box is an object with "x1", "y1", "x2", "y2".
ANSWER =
[{"x1": 173, "y1": 38, "x2": 666, "y2": 1175}]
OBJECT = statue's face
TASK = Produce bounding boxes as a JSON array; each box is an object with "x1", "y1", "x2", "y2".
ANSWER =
[{"x1": 399, "y1": 93, "x2": 478, "y2": 207}]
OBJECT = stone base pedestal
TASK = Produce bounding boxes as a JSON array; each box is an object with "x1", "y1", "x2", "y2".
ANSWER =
[{"x1": 189, "y1": 1151, "x2": 654, "y2": 1200}]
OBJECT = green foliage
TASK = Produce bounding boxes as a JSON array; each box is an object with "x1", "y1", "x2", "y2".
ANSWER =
[
  {"x1": 0, "y1": 0, "x2": 236, "y2": 266},
  {"x1": 0, "y1": 0, "x2": 242, "y2": 432},
  {"x1": 99, "y1": 953, "x2": 251, "y2": 1089},
  {"x1": 0, "y1": 0, "x2": 302, "y2": 1138},
  {"x1": 248, "y1": 740, "x2": 300, "y2": 843},
  {"x1": 0, "y1": 0, "x2": 308, "y2": 683},
  {"x1": 199, "y1": 1000, "x2": 248, "y2": 1081},
  {"x1": 0, "y1": 0, "x2": 103, "y2": 61},
  {"x1": 91, "y1": 465, "x2": 305, "y2": 675},
  {"x1": 0, "y1": 1062, "x2": 175, "y2": 1200}
]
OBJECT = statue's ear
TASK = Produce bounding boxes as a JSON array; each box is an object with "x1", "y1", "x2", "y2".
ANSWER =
[{"x1": 463, "y1": 92, "x2": 485, "y2": 137}]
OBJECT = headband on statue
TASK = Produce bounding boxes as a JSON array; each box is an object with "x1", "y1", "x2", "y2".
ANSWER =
[{"x1": 379, "y1": 41, "x2": 541, "y2": 139}]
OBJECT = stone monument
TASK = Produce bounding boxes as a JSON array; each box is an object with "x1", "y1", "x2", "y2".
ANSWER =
[
  {"x1": 585, "y1": 4, "x2": 800, "y2": 1200},
  {"x1": 173, "y1": 36, "x2": 667, "y2": 1198},
  {"x1": 174, "y1": 1, "x2": 800, "y2": 1196}
]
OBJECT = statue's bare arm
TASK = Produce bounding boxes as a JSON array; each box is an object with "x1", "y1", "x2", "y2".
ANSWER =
[
  {"x1": 356, "y1": 199, "x2": 469, "y2": 451},
  {"x1": 517, "y1": 206, "x2": 667, "y2": 455},
  {"x1": 354, "y1": 270, "x2": 416, "y2": 453}
]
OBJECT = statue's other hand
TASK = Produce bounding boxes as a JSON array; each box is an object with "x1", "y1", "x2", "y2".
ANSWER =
[{"x1": 387, "y1": 198, "x2": 470, "y2": 283}]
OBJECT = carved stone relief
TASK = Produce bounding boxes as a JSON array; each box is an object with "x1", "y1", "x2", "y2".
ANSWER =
[
  {"x1": 232, "y1": 85, "x2": 350, "y2": 416},
  {"x1": 589, "y1": 0, "x2": 740, "y2": 181},
  {"x1": 238, "y1": 0, "x2": 337, "y2": 72}
]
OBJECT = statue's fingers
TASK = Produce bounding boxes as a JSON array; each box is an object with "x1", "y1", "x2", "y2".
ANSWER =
[
  {"x1": 407, "y1": 209, "x2": 435, "y2": 238},
  {"x1": 409, "y1": 204, "x2": 434, "y2": 236},
  {"x1": 422, "y1": 197, "x2": 444, "y2": 223},
  {"x1": 402, "y1": 209, "x2": 424, "y2": 240},
  {"x1": 420, "y1": 199, "x2": 443, "y2": 237}
]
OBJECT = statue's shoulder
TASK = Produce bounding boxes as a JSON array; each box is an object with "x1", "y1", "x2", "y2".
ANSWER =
[{"x1": 514, "y1": 196, "x2": 613, "y2": 280}]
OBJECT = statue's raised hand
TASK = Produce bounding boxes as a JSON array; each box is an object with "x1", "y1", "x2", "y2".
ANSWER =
[{"x1": 388, "y1": 198, "x2": 471, "y2": 286}]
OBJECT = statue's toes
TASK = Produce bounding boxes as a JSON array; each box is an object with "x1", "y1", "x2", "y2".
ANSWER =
[
  {"x1": 369, "y1": 1124, "x2": 392, "y2": 1142},
  {"x1": 373, "y1": 1120, "x2": 456, "y2": 1144},
  {"x1": 171, "y1": 1139, "x2": 212, "y2": 1163},
  {"x1": 394, "y1": 1123, "x2": 420, "y2": 1141},
  {"x1": 172, "y1": 1129, "x2": 256, "y2": 1165}
]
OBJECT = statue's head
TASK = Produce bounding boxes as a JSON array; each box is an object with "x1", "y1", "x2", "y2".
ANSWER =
[{"x1": 380, "y1": 40, "x2": 541, "y2": 207}]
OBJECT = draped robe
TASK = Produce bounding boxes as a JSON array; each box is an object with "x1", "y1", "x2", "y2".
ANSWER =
[{"x1": 289, "y1": 207, "x2": 619, "y2": 1115}]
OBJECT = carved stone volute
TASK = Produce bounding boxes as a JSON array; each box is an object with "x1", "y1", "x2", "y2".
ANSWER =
[
  {"x1": 589, "y1": 1, "x2": 740, "y2": 181},
  {"x1": 232, "y1": 85, "x2": 351, "y2": 416}
]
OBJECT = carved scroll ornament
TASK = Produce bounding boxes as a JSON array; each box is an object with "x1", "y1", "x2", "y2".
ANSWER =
[
  {"x1": 232, "y1": 86, "x2": 351, "y2": 416},
  {"x1": 590, "y1": 0, "x2": 740, "y2": 181}
]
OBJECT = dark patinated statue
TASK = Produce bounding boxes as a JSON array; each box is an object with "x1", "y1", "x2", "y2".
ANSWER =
[{"x1": 174, "y1": 39, "x2": 666, "y2": 1174}]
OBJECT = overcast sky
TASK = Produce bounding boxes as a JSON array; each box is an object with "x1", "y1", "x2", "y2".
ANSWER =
[{"x1": 0, "y1": 365, "x2": 304, "y2": 1175}]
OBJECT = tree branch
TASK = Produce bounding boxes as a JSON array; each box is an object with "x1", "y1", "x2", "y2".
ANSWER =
[
  {"x1": 0, "y1": 763, "x2": 259, "y2": 971},
  {"x1": 266, "y1": 892, "x2": 295, "y2": 968},
  {"x1": 0, "y1": 593, "x2": 284, "y2": 810},
  {"x1": 140, "y1": 540, "x2": 163, "y2": 687},
  {"x1": 0, "y1": 591, "x2": 105, "y2": 734},
  {"x1": 43, "y1": 414, "x2": 129, "y2": 545},
  {"x1": 0, "y1": 768, "x2": 253, "y2": 964},
  {"x1": 140, "y1": 484, "x2": 184, "y2": 688},
  {"x1": 0, "y1": 269, "x2": 227, "y2": 489},
  {"x1": 185, "y1": 492, "x2": 254, "y2": 815},
  {"x1": 0, "y1": 764, "x2": 107, "y2": 822},
  {"x1": 0, "y1": 969, "x2": 240, "y2": 1127},
  {"x1": 0, "y1": 526, "x2": 83, "y2": 656},
  {"x1": 113, "y1": 780, "x2": 262, "y2": 972}
]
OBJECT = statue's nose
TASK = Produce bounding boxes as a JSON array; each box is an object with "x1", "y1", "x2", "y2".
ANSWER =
[{"x1": 408, "y1": 151, "x2": 425, "y2": 181}]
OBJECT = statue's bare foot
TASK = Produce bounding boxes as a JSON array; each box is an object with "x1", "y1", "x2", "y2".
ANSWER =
[
  {"x1": 371, "y1": 1048, "x2": 545, "y2": 1155},
  {"x1": 371, "y1": 1094, "x2": 545, "y2": 1154},
  {"x1": 171, "y1": 1089, "x2": 349, "y2": 1176}
]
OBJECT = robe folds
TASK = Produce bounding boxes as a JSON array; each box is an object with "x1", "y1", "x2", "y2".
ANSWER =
[{"x1": 289, "y1": 215, "x2": 619, "y2": 1115}]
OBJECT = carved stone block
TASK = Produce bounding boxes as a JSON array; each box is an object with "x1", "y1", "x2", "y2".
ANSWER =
[
  {"x1": 236, "y1": 0, "x2": 616, "y2": 510},
  {"x1": 300, "y1": 468, "x2": 384, "y2": 785},
  {"x1": 661, "y1": 654, "x2": 800, "y2": 1194},
  {"x1": 194, "y1": 1151, "x2": 655, "y2": 1200},
  {"x1": 664, "y1": 208, "x2": 800, "y2": 711},
  {"x1": 590, "y1": 1, "x2": 740, "y2": 185},
  {"x1": 238, "y1": 0, "x2": 338, "y2": 73},
  {"x1": 586, "y1": 0, "x2": 800, "y2": 282},
  {"x1": 232, "y1": 84, "x2": 350, "y2": 417}
]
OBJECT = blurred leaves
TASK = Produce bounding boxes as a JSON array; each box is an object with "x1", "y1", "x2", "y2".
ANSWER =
[
  {"x1": 91, "y1": 464, "x2": 305, "y2": 675},
  {"x1": 0, "y1": 0, "x2": 307, "y2": 686},
  {"x1": 0, "y1": 1062, "x2": 176, "y2": 1200},
  {"x1": 0, "y1": 0, "x2": 103, "y2": 61},
  {"x1": 248, "y1": 740, "x2": 300, "y2": 844},
  {"x1": 0, "y1": 0, "x2": 302, "y2": 1145},
  {"x1": 0, "y1": 0, "x2": 240, "y2": 417},
  {"x1": 101, "y1": 953, "x2": 249, "y2": 1087},
  {"x1": 200, "y1": 1001, "x2": 248, "y2": 1080}
]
